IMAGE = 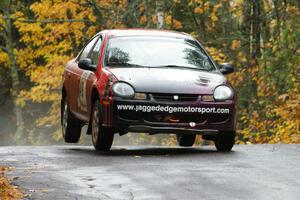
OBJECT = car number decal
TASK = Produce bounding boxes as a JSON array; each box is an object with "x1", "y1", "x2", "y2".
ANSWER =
[{"x1": 78, "y1": 71, "x2": 91, "y2": 112}]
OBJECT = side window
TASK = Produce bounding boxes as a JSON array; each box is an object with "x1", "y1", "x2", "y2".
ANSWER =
[
  {"x1": 79, "y1": 36, "x2": 99, "y2": 61},
  {"x1": 90, "y1": 37, "x2": 102, "y2": 66}
]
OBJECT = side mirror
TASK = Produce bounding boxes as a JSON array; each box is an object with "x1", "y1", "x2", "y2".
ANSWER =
[
  {"x1": 78, "y1": 58, "x2": 96, "y2": 71},
  {"x1": 219, "y1": 63, "x2": 234, "y2": 75}
]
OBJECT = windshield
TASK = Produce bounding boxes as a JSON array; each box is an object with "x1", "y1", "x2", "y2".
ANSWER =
[{"x1": 105, "y1": 36, "x2": 216, "y2": 71}]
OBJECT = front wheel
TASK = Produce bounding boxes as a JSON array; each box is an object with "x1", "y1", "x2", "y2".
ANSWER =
[
  {"x1": 91, "y1": 101, "x2": 114, "y2": 151},
  {"x1": 214, "y1": 131, "x2": 235, "y2": 152},
  {"x1": 176, "y1": 134, "x2": 196, "y2": 147}
]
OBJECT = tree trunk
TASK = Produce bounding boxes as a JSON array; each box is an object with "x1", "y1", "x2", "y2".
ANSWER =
[
  {"x1": 3, "y1": 6, "x2": 24, "y2": 141},
  {"x1": 242, "y1": 0, "x2": 251, "y2": 58},
  {"x1": 252, "y1": 0, "x2": 261, "y2": 60},
  {"x1": 273, "y1": 0, "x2": 281, "y2": 40},
  {"x1": 146, "y1": 0, "x2": 152, "y2": 28},
  {"x1": 156, "y1": 0, "x2": 165, "y2": 29},
  {"x1": 242, "y1": 0, "x2": 261, "y2": 119}
]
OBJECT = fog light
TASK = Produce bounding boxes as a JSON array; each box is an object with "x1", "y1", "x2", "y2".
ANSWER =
[
  {"x1": 134, "y1": 93, "x2": 147, "y2": 100},
  {"x1": 202, "y1": 95, "x2": 214, "y2": 102}
]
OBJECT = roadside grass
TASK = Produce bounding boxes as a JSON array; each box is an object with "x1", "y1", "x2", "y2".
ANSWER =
[{"x1": 0, "y1": 166, "x2": 23, "y2": 200}]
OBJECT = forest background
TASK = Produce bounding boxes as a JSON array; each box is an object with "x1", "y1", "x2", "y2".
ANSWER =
[{"x1": 0, "y1": 0, "x2": 299, "y2": 146}]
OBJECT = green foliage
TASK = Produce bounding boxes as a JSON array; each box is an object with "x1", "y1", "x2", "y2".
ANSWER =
[{"x1": 0, "y1": 0, "x2": 10, "y2": 8}]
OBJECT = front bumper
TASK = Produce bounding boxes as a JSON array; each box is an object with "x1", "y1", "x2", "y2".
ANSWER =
[{"x1": 102, "y1": 95, "x2": 236, "y2": 135}]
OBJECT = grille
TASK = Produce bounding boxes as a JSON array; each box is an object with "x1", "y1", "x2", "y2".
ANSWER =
[{"x1": 151, "y1": 93, "x2": 199, "y2": 102}]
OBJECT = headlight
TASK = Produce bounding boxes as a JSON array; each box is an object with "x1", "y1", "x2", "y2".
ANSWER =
[
  {"x1": 213, "y1": 85, "x2": 233, "y2": 101},
  {"x1": 112, "y1": 82, "x2": 135, "y2": 98}
]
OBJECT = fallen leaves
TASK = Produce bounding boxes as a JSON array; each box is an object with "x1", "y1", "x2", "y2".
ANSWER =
[{"x1": 0, "y1": 166, "x2": 23, "y2": 200}]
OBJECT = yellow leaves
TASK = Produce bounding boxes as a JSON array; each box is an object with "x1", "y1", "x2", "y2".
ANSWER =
[
  {"x1": 263, "y1": 42, "x2": 272, "y2": 49},
  {"x1": 87, "y1": 26, "x2": 97, "y2": 38},
  {"x1": 205, "y1": 47, "x2": 226, "y2": 63},
  {"x1": 8, "y1": 0, "x2": 298, "y2": 146},
  {"x1": 165, "y1": 15, "x2": 172, "y2": 26},
  {"x1": 0, "y1": 14, "x2": 5, "y2": 31},
  {"x1": 12, "y1": 11, "x2": 24, "y2": 19},
  {"x1": 165, "y1": 15, "x2": 183, "y2": 30},
  {"x1": 203, "y1": 2, "x2": 210, "y2": 11},
  {"x1": 213, "y1": 3, "x2": 222, "y2": 12},
  {"x1": 208, "y1": 3, "x2": 221, "y2": 23},
  {"x1": 252, "y1": 111, "x2": 259, "y2": 120},
  {"x1": 190, "y1": 31, "x2": 198, "y2": 38},
  {"x1": 231, "y1": 40, "x2": 241, "y2": 50},
  {"x1": 16, "y1": 95, "x2": 26, "y2": 108},
  {"x1": 232, "y1": 0, "x2": 243, "y2": 7},
  {"x1": 287, "y1": 6, "x2": 299, "y2": 15},
  {"x1": 0, "y1": 167, "x2": 23, "y2": 200},
  {"x1": 36, "y1": 101, "x2": 60, "y2": 128},
  {"x1": 53, "y1": 129, "x2": 62, "y2": 141},
  {"x1": 15, "y1": 1, "x2": 95, "y2": 132},
  {"x1": 21, "y1": 85, "x2": 51, "y2": 103},
  {"x1": 193, "y1": 1, "x2": 210, "y2": 15},
  {"x1": 173, "y1": 19, "x2": 182, "y2": 29},
  {"x1": 210, "y1": 13, "x2": 218, "y2": 23},
  {"x1": 227, "y1": 70, "x2": 244, "y2": 87},
  {"x1": 237, "y1": 86, "x2": 300, "y2": 144},
  {"x1": 269, "y1": 19, "x2": 277, "y2": 29},
  {"x1": 233, "y1": 56, "x2": 299, "y2": 144},
  {"x1": 194, "y1": 7, "x2": 204, "y2": 14},
  {"x1": 278, "y1": 94, "x2": 289, "y2": 101},
  {"x1": 140, "y1": 15, "x2": 147, "y2": 25},
  {"x1": 0, "y1": 51, "x2": 9, "y2": 67},
  {"x1": 230, "y1": 0, "x2": 243, "y2": 18}
]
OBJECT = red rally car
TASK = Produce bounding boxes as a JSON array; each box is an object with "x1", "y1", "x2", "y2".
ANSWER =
[{"x1": 61, "y1": 29, "x2": 237, "y2": 151}]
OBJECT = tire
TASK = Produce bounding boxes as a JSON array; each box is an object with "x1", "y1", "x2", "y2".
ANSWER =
[
  {"x1": 176, "y1": 134, "x2": 196, "y2": 147},
  {"x1": 214, "y1": 131, "x2": 235, "y2": 152},
  {"x1": 61, "y1": 98, "x2": 82, "y2": 143},
  {"x1": 91, "y1": 101, "x2": 114, "y2": 151}
]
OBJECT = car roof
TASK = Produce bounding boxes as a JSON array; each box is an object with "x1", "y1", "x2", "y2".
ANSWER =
[{"x1": 102, "y1": 29, "x2": 194, "y2": 40}]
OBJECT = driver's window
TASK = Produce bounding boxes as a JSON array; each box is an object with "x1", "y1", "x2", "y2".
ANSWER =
[
  {"x1": 90, "y1": 37, "x2": 102, "y2": 66},
  {"x1": 79, "y1": 36, "x2": 99, "y2": 61}
]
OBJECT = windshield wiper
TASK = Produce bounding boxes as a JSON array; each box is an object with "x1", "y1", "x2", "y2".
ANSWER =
[
  {"x1": 153, "y1": 65, "x2": 208, "y2": 71},
  {"x1": 107, "y1": 62, "x2": 146, "y2": 68}
]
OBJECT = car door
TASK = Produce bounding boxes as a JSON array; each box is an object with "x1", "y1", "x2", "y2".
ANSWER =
[
  {"x1": 68, "y1": 36, "x2": 99, "y2": 119},
  {"x1": 76, "y1": 36, "x2": 102, "y2": 119}
]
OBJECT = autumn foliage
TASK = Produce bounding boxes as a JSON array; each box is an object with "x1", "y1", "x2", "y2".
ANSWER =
[
  {"x1": 0, "y1": 166, "x2": 23, "y2": 200},
  {"x1": 0, "y1": 0, "x2": 299, "y2": 144}
]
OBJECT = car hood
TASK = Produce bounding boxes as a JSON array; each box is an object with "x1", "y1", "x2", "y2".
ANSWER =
[{"x1": 108, "y1": 67, "x2": 226, "y2": 94}]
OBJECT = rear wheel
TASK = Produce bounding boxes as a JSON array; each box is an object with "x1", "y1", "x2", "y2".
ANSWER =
[
  {"x1": 214, "y1": 131, "x2": 235, "y2": 152},
  {"x1": 91, "y1": 101, "x2": 114, "y2": 151},
  {"x1": 61, "y1": 98, "x2": 82, "y2": 143},
  {"x1": 176, "y1": 134, "x2": 196, "y2": 147}
]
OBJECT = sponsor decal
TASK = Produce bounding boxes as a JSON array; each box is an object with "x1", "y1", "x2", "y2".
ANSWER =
[
  {"x1": 78, "y1": 71, "x2": 91, "y2": 112},
  {"x1": 117, "y1": 104, "x2": 230, "y2": 114}
]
